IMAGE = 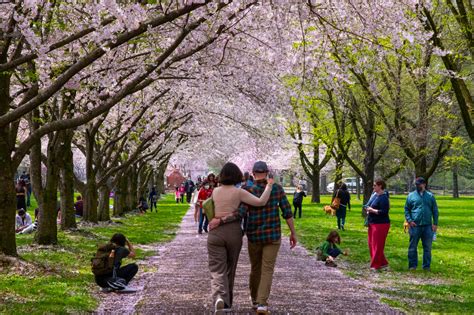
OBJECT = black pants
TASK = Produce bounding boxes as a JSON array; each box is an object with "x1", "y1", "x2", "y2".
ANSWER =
[
  {"x1": 150, "y1": 201, "x2": 157, "y2": 212},
  {"x1": 328, "y1": 247, "x2": 342, "y2": 258},
  {"x1": 186, "y1": 192, "x2": 192, "y2": 203},
  {"x1": 95, "y1": 263, "x2": 139, "y2": 288},
  {"x1": 293, "y1": 203, "x2": 302, "y2": 218},
  {"x1": 336, "y1": 205, "x2": 347, "y2": 229}
]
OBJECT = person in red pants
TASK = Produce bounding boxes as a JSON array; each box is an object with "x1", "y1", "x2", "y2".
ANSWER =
[{"x1": 365, "y1": 178, "x2": 390, "y2": 271}]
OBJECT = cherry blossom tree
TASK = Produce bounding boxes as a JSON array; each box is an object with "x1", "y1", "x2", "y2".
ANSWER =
[{"x1": 0, "y1": 0, "x2": 257, "y2": 254}]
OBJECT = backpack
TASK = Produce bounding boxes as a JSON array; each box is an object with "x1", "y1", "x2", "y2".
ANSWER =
[{"x1": 91, "y1": 243, "x2": 116, "y2": 276}]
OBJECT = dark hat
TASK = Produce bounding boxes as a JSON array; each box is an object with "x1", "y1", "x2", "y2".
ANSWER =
[
  {"x1": 252, "y1": 161, "x2": 269, "y2": 173},
  {"x1": 415, "y1": 177, "x2": 426, "y2": 185}
]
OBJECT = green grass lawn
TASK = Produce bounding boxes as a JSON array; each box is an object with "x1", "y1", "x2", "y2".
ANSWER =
[
  {"x1": 287, "y1": 194, "x2": 474, "y2": 313},
  {"x1": 0, "y1": 194, "x2": 189, "y2": 314}
]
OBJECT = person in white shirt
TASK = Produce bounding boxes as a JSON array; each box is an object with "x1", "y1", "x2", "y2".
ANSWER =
[{"x1": 15, "y1": 209, "x2": 33, "y2": 233}]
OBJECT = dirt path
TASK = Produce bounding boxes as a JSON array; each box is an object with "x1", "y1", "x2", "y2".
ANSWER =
[{"x1": 96, "y1": 207, "x2": 397, "y2": 314}]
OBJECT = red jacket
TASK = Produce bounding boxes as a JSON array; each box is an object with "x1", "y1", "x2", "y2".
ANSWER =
[{"x1": 198, "y1": 187, "x2": 213, "y2": 207}]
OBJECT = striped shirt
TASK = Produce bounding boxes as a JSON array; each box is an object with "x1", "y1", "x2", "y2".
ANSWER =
[{"x1": 239, "y1": 180, "x2": 293, "y2": 244}]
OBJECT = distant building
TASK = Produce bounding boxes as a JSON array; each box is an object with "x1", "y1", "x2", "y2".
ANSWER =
[{"x1": 166, "y1": 168, "x2": 186, "y2": 190}]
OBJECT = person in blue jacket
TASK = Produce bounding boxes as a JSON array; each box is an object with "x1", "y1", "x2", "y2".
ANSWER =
[{"x1": 404, "y1": 177, "x2": 439, "y2": 271}]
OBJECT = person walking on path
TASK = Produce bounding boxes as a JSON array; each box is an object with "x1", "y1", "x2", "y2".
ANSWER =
[
  {"x1": 148, "y1": 187, "x2": 158, "y2": 212},
  {"x1": 334, "y1": 183, "x2": 351, "y2": 230},
  {"x1": 404, "y1": 177, "x2": 439, "y2": 271},
  {"x1": 292, "y1": 185, "x2": 306, "y2": 219},
  {"x1": 196, "y1": 181, "x2": 213, "y2": 234},
  {"x1": 238, "y1": 161, "x2": 297, "y2": 314},
  {"x1": 175, "y1": 186, "x2": 181, "y2": 203},
  {"x1": 365, "y1": 178, "x2": 390, "y2": 271},
  {"x1": 184, "y1": 176, "x2": 195, "y2": 203},
  {"x1": 207, "y1": 173, "x2": 217, "y2": 189},
  {"x1": 206, "y1": 163, "x2": 273, "y2": 314},
  {"x1": 179, "y1": 183, "x2": 186, "y2": 203}
]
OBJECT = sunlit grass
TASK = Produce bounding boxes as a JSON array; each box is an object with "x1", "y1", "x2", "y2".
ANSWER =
[
  {"x1": 286, "y1": 194, "x2": 474, "y2": 313},
  {"x1": 1, "y1": 194, "x2": 189, "y2": 314}
]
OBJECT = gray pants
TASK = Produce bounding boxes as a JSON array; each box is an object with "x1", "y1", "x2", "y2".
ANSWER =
[{"x1": 207, "y1": 221, "x2": 242, "y2": 308}]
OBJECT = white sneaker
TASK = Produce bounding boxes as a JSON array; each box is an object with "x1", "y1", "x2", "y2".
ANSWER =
[
  {"x1": 215, "y1": 298, "x2": 225, "y2": 314},
  {"x1": 257, "y1": 304, "x2": 269, "y2": 314}
]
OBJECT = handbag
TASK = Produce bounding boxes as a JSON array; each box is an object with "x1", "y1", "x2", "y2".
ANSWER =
[
  {"x1": 202, "y1": 196, "x2": 215, "y2": 220},
  {"x1": 331, "y1": 189, "x2": 341, "y2": 210},
  {"x1": 363, "y1": 193, "x2": 377, "y2": 227}
]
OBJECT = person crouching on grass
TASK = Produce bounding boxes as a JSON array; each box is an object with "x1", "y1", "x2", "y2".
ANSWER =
[
  {"x1": 317, "y1": 230, "x2": 349, "y2": 267},
  {"x1": 93, "y1": 233, "x2": 138, "y2": 292}
]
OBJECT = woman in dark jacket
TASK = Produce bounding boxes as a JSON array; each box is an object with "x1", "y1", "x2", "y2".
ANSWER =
[
  {"x1": 333, "y1": 183, "x2": 351, "y2": 230},
  {"x1": 293, "y1": 185, "x2": 306, "y2": 218},
  {"x1": 365, "y1": 178, "x2": 390, "y2": 270}
]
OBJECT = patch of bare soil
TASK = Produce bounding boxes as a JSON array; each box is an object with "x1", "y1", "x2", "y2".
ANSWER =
[{"x1": 96, "y1": 208, "x2": 400, "y2": 314}]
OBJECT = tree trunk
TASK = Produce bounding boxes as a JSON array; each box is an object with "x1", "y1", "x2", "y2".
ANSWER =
[
  {"x1": 414, "y1": 161, "x2": 428, "y2": 181},
  {"x1": 97, "y1": 185, "x2": 111, "y2": 221},
  {"x1": 128, "y1": 168, "x2": 138, "y2": 210},
  {"x1": 362, "y1": 156, "x2": 375, "y2": 206},
  {"x1": 320, "y1": 174, "x2": 327, "y2": 194},
  {"x1": 84, "y1": 179, "x2": 98, "y2": 222},
  {"x1": 156, "y1": 165, "x2": 166, "y2": 196},
  {"x1": 356, "y1": 175, "x2": 361, "y2": 200},
  {"x1": 452, "y1": 166, "x2": 459, "y2": 198},
  {"x1": 0, "y1": 69, "x2": 17, "y2": 255},
  {"x1": 35, "y1": 141, "x2": 60, "y2": 245},
  {"x1": 83, "y1": 133, "x2": 98, "y2": 222},
  {"x1": 59, "y1": 131, "x2": 76, "y2": 230},
  {"x1": 334, "y1": 158, "x2": 344, "y2": 187},
  {"x1": 0, "y1": 152, "x2": 17, "y2": 255},
  {"x1": 311, "y1": 170, "x2": 321, "y2": 203},
  {"x1": 114, "y1": 174, "x2": 130, "y2": 216}
]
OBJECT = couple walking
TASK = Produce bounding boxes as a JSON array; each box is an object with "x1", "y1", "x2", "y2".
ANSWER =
[{"x1": 206, "y1": 161, "x2": 297, "y2": 314}]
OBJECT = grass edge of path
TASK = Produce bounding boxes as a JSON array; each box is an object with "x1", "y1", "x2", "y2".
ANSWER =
[
  {"x1": 284, "y1": 194, "x2": 474, "y2": 314},
  {"x1": 0, "y1": 194, "x2": 189, "y2": 314}
]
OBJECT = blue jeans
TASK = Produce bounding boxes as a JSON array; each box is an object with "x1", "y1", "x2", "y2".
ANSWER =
[
  {"x1": 198, "y1": 207, "x2": 208, "y2": 233},
  {"x1": 408, "y1": 225, "x2": 433, "y2": 269}
]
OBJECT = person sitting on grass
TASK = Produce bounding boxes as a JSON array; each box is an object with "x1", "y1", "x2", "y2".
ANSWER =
[
  {"x1": 317, "y1": 230, "x2": 349, "y2": 267},
  {"x1": 137, "y1": 196, "x2": 149, "y2": 214},
  {"x1": 15, "y1": 209, "x2": 32, "y2": 233},
  {"x1": 16, "y1": 208, "x2": 37, "y2": 234},
  {"x1": 74, "y1": 195, "x2": 84, "y2": 217},
  {"x1": 93, "y1": 233, "x2": 138, "y2": 292}
]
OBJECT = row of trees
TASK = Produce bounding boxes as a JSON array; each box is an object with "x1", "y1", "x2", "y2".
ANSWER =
[
  {"x1": 1, "y1": 1, "x2": 473, "y2": 257},
  {"x1": 280, "y1": 1, "x2": 474, "y2": 203},
  {"x1": 0, "y1": 1, "x2": 265, "y2": 256}
]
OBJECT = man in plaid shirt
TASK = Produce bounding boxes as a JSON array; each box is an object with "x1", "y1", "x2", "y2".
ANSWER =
[{"x1": 239, "y1": 161, "x2": 297, "y2": 314}]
